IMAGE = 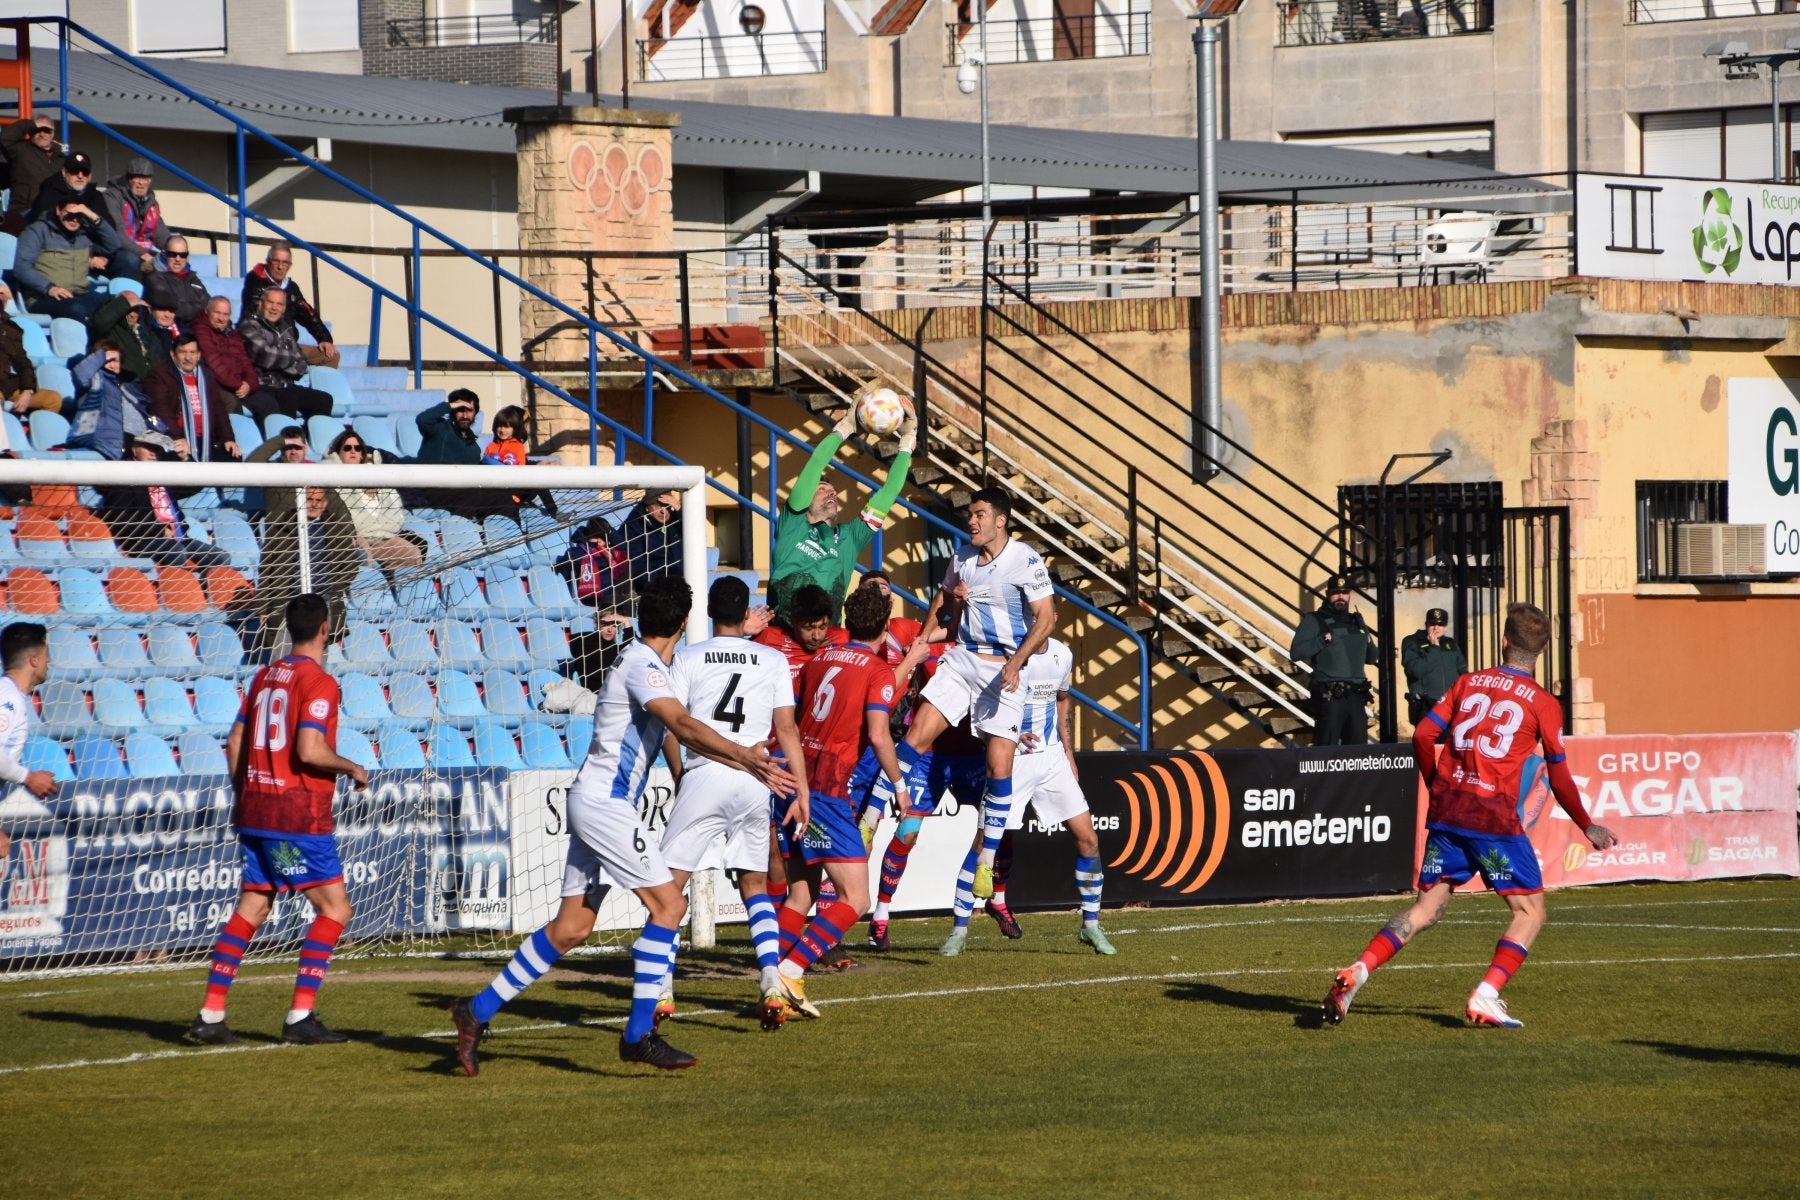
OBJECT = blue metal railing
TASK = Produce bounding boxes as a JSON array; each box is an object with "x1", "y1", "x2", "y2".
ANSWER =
[{"x1": 30, "y1": 18, "x2": 1152, "y2": 747}]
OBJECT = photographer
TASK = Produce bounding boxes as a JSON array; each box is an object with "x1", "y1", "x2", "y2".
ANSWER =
[
  {"x1": 1290, "y1": 574, "x2": 1378, "y2": 746},
  {"x1": 13, "y1": 197, "x2": 123, "y2": 322}
]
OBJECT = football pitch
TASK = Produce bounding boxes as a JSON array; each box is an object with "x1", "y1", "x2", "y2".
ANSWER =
[{"x1": 4, "y1": 878, "x2": 1797, "y2": 1199}]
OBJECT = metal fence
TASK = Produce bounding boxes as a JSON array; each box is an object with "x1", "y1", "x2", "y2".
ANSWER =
[
  {"x1": 639, "y1": 30, "x2": 827, "y2": 81},
  {"x1": 386, "y1": 13, "x2": 553, "y2": 47},
  {"x1": 1628, "y1": 1, "x2": 1800, "y2": 23},
  {"x1": 1277, "y1": 1, "x2": 1493, "y2": 46},
  {"x1": 1635, "y1": 480, "x2": 1729, "y2": 581},
  {"x1": 945, "y1": 11, "x2": 1153, "y2": 64}
]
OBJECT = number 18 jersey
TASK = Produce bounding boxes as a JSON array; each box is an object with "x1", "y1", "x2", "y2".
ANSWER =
[
  {"x1": 235, "y1": 655, "x2": 342, "y2": 836},
  {"x1": 1420, "y1": 666, "x2": 1568, "y2": 836},
  {"x1": 669, "y1": 636, "x2": 794, "y2": 769}
]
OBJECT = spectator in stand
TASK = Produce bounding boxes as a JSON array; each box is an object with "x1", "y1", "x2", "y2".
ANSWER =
[
  {"x1": 241, "y1": 241, "x2": 338, "y2": 369},
  {"x1": 143, "y1": 236, "x2": 210, "y2": 326},
  {"x1": 146, "y1": 296, "x2": 181, "y2": 354},
  {"x1": 1, "y1": 118, "x2": 64, "y2": 234},
  {"x1": 0, "y1": 282, "x2": 63, "y2": 418},
  {"x1": 145, "y1": 334, "x2": 239, "y2": 463},
  {"x1": 67, "y1": 341, "x2": 156, "y2": 460},
  {"x1": 255, "y1": 484, "x2": 358, "y2": 661},
  {"x1": 618, "y1": 487, "x2": 681, "y2": 590},
  {"x1": 31, "y1": 151, "x2": 109, "y2": 224},
  {"x1": 238, "y1": 288, "x2": 332, "y2": 420},
  {"x1": 96, "y1": 431, "x2": 231, "y2": 571},
  {"x1": 557, "y1": 516, "x2": 629, "y2": 611},
  {"x1": 326, "y1": 428, "x2": 424, "y2": 575},
  {"x1": 100, "y1": 157, "x2": 167, "y2": 280},
  {"x1": 87, "y1": 289, "x2": 165, "y2": 382},
  {"x1": 13, "y1": 197, "x2": 123, "y2": 321},
  {"x1": 482, "y1": 405, "x2": 529, "y2": 466},
  {"x1": 414, "y1": 387, "x2": 484, "y2": 466},
  {"x1": 197, "y1": 294, "x2": 279, "y2": 424}
]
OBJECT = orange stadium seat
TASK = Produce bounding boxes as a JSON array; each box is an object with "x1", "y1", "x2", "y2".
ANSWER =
[
  {"x1": 106, "y1": 567, "x2": 160, "y2": 619},
  {"x1": 66, "y1": 511, "x2": 115, "y2": 543},
  {"x1": 29, "y1": 486, "x2": 84, "y2": 520},
  {"x1": 157, "y1": 566, "x2": 209, "y2": 615},
  {"x1": 206, "y1": 566, "x2": 255, "y2": 612},
  {"x1": 5, "y1": 567, "x2": 59, "y2": 614}
]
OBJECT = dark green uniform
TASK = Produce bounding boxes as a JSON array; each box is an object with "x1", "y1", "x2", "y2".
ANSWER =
[
  {"x1": 1290, "y1": 604, "x2": 1377, "y2": 745},
  {"x1": 1402, "y1": 629, "x2": 1468, "y2": 725},
  {"x1": 768, "y1": 429, "x2": 911, "y2": 623}
]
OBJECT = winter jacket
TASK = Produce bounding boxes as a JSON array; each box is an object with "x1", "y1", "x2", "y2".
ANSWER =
[
  {"x1": 0, "y1": 313, "x2": 39, "y2": 398},
  {"x1": 88, "y1": 293, "x2": 166, "y2": 382},
  {"x1": 101, "y1": 176, "x2": 167, "y2": 253},
  {"x1": 31, "y1": 176, "x2": 115, "y2": 226},
  {"x1": 96, "y1": 479, "x2": 204, "y2": 558},
  {"x1": 2, "y1": 120, "x2": 62, "y2": 218},
  {"x1": 143, "y1": 357, "x2": 238, "y2": 462},
  {"x1": 326, "y1": 449, "x2": 410, "y2": 543},
  {"x1": 144, "y1": 268, "x2": 210, "y2": 326},
  {"x1": 194, "y1": 320, "x2": 258, "y2": 393},
  {"x1": 618, "y1": 503, "x2": 681, "y2": 588},
  {"x1": 413, "y1": 401, "x2": 483, "y2": 466},
  {"x1": 65, "y1": 349, "x2": 157, "y2": 460},
  {"x1": 13, "y1": 210, "x2": 122, "y2": 299},
  {"x1": 241, "y1": 262, "x2": 330, "y2": 344},
  {"x1": 237, "y1": 312, "x2": 307, "y2": 386}
]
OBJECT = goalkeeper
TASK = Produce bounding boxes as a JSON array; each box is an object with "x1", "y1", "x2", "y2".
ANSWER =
[{"x1": 768, "y1": 389, "x2": 916, "y2": 624}]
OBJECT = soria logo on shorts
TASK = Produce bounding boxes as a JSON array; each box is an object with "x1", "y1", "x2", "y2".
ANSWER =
[
  {"x1": 1108, "y1": 752, "x2": 1230, "y2": 894},
  {"x1": 272, "y1": 841, "x2": 304, "y2": 875}
]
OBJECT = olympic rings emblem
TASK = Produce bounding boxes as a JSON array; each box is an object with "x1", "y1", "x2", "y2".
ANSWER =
[{"x1": 568, "y1": 139, "x2": 668, "y2": 218}]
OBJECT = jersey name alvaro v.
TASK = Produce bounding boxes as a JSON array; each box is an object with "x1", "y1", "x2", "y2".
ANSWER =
[
  {"x1": 946, "y1": 538, "x2": 1054, "y2": 657},
  {"x1": 1422, "y1": 666, "x2": 1569, "y2": 837},
  {"x1": 235, "y1": 656, "x2": 342, "y2": 836},
  {"x1": 577, "y1": 640, "x2": 678, "y2": 803},
  {"x1": 670, "y1": 636, "x2": 793, "y2": 769}
]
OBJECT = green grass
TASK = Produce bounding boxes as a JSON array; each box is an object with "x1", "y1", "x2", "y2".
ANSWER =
[{"x1": 5, "y1": 879, "x2": 1798, "y2": 1199}]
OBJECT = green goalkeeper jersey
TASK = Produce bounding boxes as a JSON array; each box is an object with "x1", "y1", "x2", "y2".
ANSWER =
[{"x1": 769, "y1": 430, "x2": 911, "y2": 622}]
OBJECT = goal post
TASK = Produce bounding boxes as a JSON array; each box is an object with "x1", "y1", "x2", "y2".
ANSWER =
[{"x1": 0, "y1": 456, "x2": 723, "y2": 977}]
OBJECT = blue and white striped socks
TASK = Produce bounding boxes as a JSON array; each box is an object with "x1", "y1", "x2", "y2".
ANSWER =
[
  {"x1": 625, "y1": 922, "x2": 679, "y2": 1043},
  {"x1": 976, "y1": 776, "x2": 1013, "y2": 869},
  {"x1": 951, "y1": 846, "x2": 978, "y2": 931},
  {"x1": 1075, "y1": 854, "x2": 1104, "y2": 926},
  {"x1": 471, "y1": 927, "x2": 562, "y2": 1023},
  {"x1": 744, "y1": 893, "x2": 781, "y2": 973}
]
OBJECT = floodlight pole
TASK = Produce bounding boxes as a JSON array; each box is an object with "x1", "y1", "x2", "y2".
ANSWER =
[
  {"x1": 978, "y1": 0, "x2": 991, "y2": 228},
  {"x1": 1191, "y1": 15, "x2": 1222, "y2": 483}
]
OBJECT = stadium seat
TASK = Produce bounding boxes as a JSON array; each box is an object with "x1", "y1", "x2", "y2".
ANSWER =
[
  {"x1": 125, "y1": 732, "x2": 182, "y2": 778},
  {"x1": 395, "y1": 416, "x2": 423, "y2": 460},
  {"x1": 92, "y1": 679, "x2": 148, "y2": 737},
  {"x1": 477, "y1": 620, "x2": 530, "y2": 672},
  {"x1": 482, "y1": 515, "x2": 532, "y2": 570},
  {"x1": 262, "y1": 413, "x2": 295, "y2": 444},
  {"x1": 176, "y1": 732, "x2": 229, "y2": 776},
  {"x1": 5, "y1": 566, "x2": 59, "y2": 615},
  {"x1": 104, "y1": 566, "x2": 159, "y2": 625},
  {"x1": 352, "y1": 414, "x2": 398, "y2": 458},
  {"x1": 340, "y1": 672, "x2": 396, "y2": 730},
  {"x1": 375, "y1": 722, "x2": 425, "y2": 769},
  {"x1": 28, "y1": 410, "x2": 69, "y2": 453},
  {"x1": 24, "y1": 734, "x2": 75, "y2": 782},
  {"x1": 387, "y1": 672, "x2": 435, "y2": 730},
  {"x1": 47, "y1": 317, "x2": 86, "y2": 360},
  {"x1": 442, "y1": 567, "x2": 488, "y2": 622},
  {"x1": 519, "y1": 722, "x2": 572, "y2": 770},
  {"x1": 437, "y1": 515, "x2": 485, "y2": 562},
  {"x1": 523, "y1": 667, "x2": 563, "y2": 711},
  {"x1": 34, "y1": 362, "x2": 73, "y2": 401},
  {"x1": 148, "y1": 625, "x2": 205, "y2": 677},
  {"x1": 47, "y1": 626, "x2": 101, "y2": 680},
  {"x1": 0, "y1": 231, "x2": 15, "y2": 272},
  {"x1": 144, "y1": 677, "x2": 199, "y2": 735},
  {"x1": 346, "y1": 567, "x2": 396, "y2": 621},
  {"x1": 525, "y1": 566, "x2": 583, "y2": 621},
  {"x1": 15, "y1": 511, "x2": 71, "y2": 567},
  {"x1": 196, "y1": 621, "x2": 247, "y2": 674},
  {"x1": 473, "y1": 719, "x2": 525, "y2": 770},
  {"x1": 387, "y1": 621, "x2": 436, "y2": 672},
  {"x1": 435, "y1": 669, "x2": 488, "y2": 729},
  {"x1": 436, "y1": 620, "x2": 484, "y2": 672},
  {"x1": 38, "y1": 681, "x2": 96, "y2": 740},
  {"x1": 71, "y1": 734, "x2": 128, "y2": 780},
  {"x1": 208, "y1": 511, "x2": 261, "y2": 573},
  {"x1": 483, "y1": 564, "x2": 533, "y2": 620},
  {"x1": 391, "y1": 575, "x2": 439, "y2": 620},
  {"x1": 523, "y1": 617, "x2": 573, "y2": 669},
  {"x1": 306, "y1": 368, "x2": 355, "y2": 418},
  {"x1": 104, "y1": 276, "x2": 140, "y2": 298},
  {"x1": 67, "y1": 512, "x2": 123, "y2": 568},
  {"x1": 205, "y1": 565, "x2": 257, "y2": 612},
  {"x1": 337, "y1": 725, "x2": 379, "y2": 770},
  {"x1": 341, "y1": 622, "x2": 396, "y2": 674},
  {"x1": 565, "y1": 713, "x2": 594, "y2": 758},
  {"x1": 480, "y1": 668, "x2": 533, "y2": 729},
  {"x1": 96, "y1": 627, "x2": 152, "y2": 679},
  {"x1": 192, "y1": 675, "x2": 242, "y2": 737},
  {"x1": 64, "y1": 569, "x2": 126, "y2": 627},
  {"x1": 229, "y1": 413, "x2": 262, "y2": 456},
  {"x1": 2, "y1": 411, "x2": 32, "y2": 458},
  {"x1": 428, "y1": 722, "x2": 476, "y2": 768},
  {"x1": 157, "y1": 565, "x2": 211, "y2": 617},
  {"x1": 307, "y1": 414, "x2": 348, "y2": 458},
  {"x1": 178, "y1": 488, "x2": 220, "y2": 515}
]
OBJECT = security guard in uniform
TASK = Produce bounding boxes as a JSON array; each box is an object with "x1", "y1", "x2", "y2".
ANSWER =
[
  {"x1": 1289, "y1": 575, "x2": 1378, "y2": 746},
  {"x1": 1402, "y1": 606, "x2": 1468, "y2": 728}
]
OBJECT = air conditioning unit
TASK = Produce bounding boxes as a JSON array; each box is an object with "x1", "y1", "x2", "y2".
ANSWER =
[{"x1": 1676, "y1": 524, "x2": 1766, "y2": 578}]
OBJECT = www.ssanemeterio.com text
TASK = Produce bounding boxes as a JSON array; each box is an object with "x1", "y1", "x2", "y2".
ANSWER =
[{"x1": 1297, "y1": 755, "x2": 1414, "y2": 774}]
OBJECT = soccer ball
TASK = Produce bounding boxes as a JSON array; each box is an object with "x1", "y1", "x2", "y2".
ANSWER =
[{"x1": 854, "y1": 387, "x2": 908, "y2": 437}]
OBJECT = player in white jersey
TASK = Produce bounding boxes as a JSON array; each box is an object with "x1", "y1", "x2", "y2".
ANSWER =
[
  {"x1": 890, "y1": 487, "x2": 1056, "y2": 904},
  {"x1": 661, "y1": 577, "x2": 810, "y2": 1031},
  {"x1": 0, "y1": 623, "x2": 58, "y2": 863},
  {"x1": 450, "y1": 576, "x2": 794, "y2": 1076}
]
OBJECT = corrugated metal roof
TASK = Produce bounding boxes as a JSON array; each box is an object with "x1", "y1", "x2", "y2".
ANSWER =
[{"x1": 37, "y1": 49, "x2": 1557, "y2": 203}]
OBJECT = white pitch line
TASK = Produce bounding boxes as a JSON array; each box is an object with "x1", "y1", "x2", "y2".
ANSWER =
[{"x1": 15, "y1": 947, "x2": 1799, "y2": 1077}]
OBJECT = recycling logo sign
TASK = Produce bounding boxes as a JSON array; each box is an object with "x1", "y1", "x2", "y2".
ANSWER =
[{"x1": 1692, "y1": 187, "x2": 1744, "y2": 276}]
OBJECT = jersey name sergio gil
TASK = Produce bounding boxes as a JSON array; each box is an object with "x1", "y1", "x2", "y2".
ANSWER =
[
  {"x1": 947, "y1": 538, "x2": 1054, "y2": 657},
  {"x1": 670, "y1": 636, "x2": 793, "y2": 768},
  {"x1": 1421, "y1": 666, "x2": 1569, "y2": 837},
  {"x1": 235, "y1": 656, "x2": 341, "y2": 836}
]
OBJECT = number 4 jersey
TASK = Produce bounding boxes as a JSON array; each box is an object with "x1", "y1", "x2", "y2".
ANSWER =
[
  {"x1": 235, "y1": 655, "x2": 343, "y2": 836},
  {"x1": 1418, "y1": 666, "x2": 1576, "y2": 837},
  {"x1": 669, "y1": 635, "x2": 794, "y2": 767}
]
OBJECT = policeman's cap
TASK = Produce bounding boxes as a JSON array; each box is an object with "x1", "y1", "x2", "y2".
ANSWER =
[
  {"x1": 1324, "y1": 574, "x2": 1353, "y2": 595},
  {"x1": 1425, "y1": 607, "x2": 1449, "y2": 626}
]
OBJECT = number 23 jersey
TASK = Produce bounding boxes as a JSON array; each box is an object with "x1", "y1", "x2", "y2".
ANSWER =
[
  {"x1": 669, "y1": 635, "x2": 794, "y2": 768},
  {"x1": 235, "y1": 655, "x2": 342, "y2": 836},
  {"x1": 1422, "y1": 666, "x2": 1567, "y2": 837}
]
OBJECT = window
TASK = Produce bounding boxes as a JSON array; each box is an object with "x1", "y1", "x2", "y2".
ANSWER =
[
  {"x1": 133, "y1": 0, "x2": 225, "y2": 56},
  {"x1": 1643, "y1": 107, "x2": 1795, "y2": 182},
  {"x1": 290, "y1": 0, "x2": 360, "y2": 54},
  {"x1": 1338, "y1": 482, "x2": 1503, "y2": 590},
  {"x1": 1635, "y1": 481, "x2": 1727, "y2": 582}
]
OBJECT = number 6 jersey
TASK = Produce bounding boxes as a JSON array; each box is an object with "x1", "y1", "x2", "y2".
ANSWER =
[
  {"x1": 234, "y1": 655, "x2": 343, "y2": 836},
  {"x1": 668, "y1": 635, "x2": 794, "y2": 768},
  {"x1": 1417, "y1": 665, "x2": 1575, "y2": 837}
]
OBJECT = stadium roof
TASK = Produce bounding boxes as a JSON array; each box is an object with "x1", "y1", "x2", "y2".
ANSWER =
[{"x1": 37, "y1": 50, "x2": 1563, "y2": 208}]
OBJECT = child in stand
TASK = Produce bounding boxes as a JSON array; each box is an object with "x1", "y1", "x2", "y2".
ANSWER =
[{"x1": 482, "y1": 405, "x2": 529, "y2": 466}]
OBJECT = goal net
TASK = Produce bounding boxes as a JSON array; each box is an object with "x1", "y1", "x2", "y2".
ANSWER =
[{"x1": 0, "y1": 455, "x2": 712, "y2": 977}]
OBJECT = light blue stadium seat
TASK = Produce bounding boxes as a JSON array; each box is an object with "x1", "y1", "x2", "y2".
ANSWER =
[
  {"x1": 435, "y1": 669, "x2": 487, "y2": 729},
  {"x1": 193, "y1": 675, "x2": 241, "y2": 737},
  {"x1": 352, "y1": 414, "x2": 398, "y2": 458},
  {"x1": 441, "y1": 567, "x2": 488, "y2": 622},
  {"x1": 525, "y1": 566, "x2": 583, "y2": 621},
  {"x1": 524, "y1": 617, "x2": 573, "y2": 669},
  {"x1": 39, "y1": 681, "x2": 97, "y2": 741},
  {"x1": 229, "y1": 413, "x2": 261, "y2": 455},
  {"x1": 387, "y1": 672, "x2": 435, "y2": 730},
  {"x1": 176, "y1": 732, "x2": 228, "y2": 776},
  {"x1": 48, "y1": 317, "x2": 86, "y2": 360},
  {"x1": 307, "y1": 414, "x2": 348, "y2": 458},
  {"x1": 144, "y1": 677, "x2": 199, "y2": 735},
  {"x1": 48, "y1": 626, "x2": 101, "y2": 680},
  {"x1": 3, "y1": 411, "x2": 32, "y2": 458},
  {"x1": 392, "y1": 575, "x2": 439, "y2": 620},
  {"x1": 473, "y1": 719, "x2": 524, "y2": 770},
  {"x1": 340, "y1": 672, "x2": 395, "y2": 730},
  {"x1": 520, "y1": 722, "x2": 572, "y2": 770},
  {"x1": 437, "y1": 515, "x2": 485, "y2": 563},
  {"x1": 480, "y1": 668, "x2": 533, "y2": 729},
  {"x1": 482, "y1": 515, "x2": 531, "y2": 570},
  {"x1": 96, "y1": 627, "x2": 151, "y2": 678},
  {"x1": 376, "y1": 722, "x2": 425, "y2": 769},
  {"x1": 524, "y1": 667, "x2": 563, "y2": 710},
  {"x1": 105, "y1": 276, "x2": 140, "y2": 298},
  {"x1": 565, "y1": 714, "x2": 594, "y2": 758},
  {"x1": 341, "y1": 621, "x2": 396, "y2": 674},
  {"x1": 196, "y1": 621, "x2": 247, "y2": 674},
  {"x1": 33, "y1": 361, "x2": 73, "y2": 401},
  {"x1": 92, "y1": 679, "x2": 148, "y2": 737},
  {"x1": 477, "y1": 619, "x2": 530, "y2": 673},
  {"x1": 208, "y1": 510, "x2": 261, "y2": 572},
  {"x1": 305, "y1": 366, "x2": 355, "y2": 417},
  {"x1": 346, "y1": 567, "x2": 396, "y2": 621},
  {"x1": 337, "y1": 725, "x2": 379, "y2": 771},
  {"x1": 387, "y1": 621, "x2": 436, "y2": 672},
  {"x1": 148, "y1": 625, "x2": 205, "y2": 677},
  {"x1": 71, "y1": 734, "x2": 128, "y2": 780},
  {"x1": 179, "y1": 487, "x2": 220, "y2": 515},
  {"x1": 67, "y1": 568, "x2": 131, "y2": 625},
  {"x1": 68, "y1": 526, "x2": 127, "y2": 570},
  {"x1": 18, "y1": 527, "x2": 73, "y2": 570},
  {"x1": 187, "y1": 253, "x2": 219, "y2": 275},
  {"x1": 125, "y1": 732, "x2": 181, "y2": 778},
  {"x1": 436, "y1": 621, "x2": 484, "y2": 671},
  {"x1": 428, "y1": 722, "x2": 476, "y2": 768},
  {"x1": 18, "y1": 318, "x2": 49, "y2": 360},
  {"x1": 0, "y1": 230, "x2": 15, "y2": 272},
  {"x1": 395, "y1": 416, "x2": 423, "y2": 459},
  {"x1": 24, "y1": 734, "x2": 75, "y2": 781},
  {"x1": 483, "y1": 564, "x2": 532, "y2": 621}
]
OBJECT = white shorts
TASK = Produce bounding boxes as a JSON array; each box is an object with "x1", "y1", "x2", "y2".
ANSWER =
[
  {"x1": 660, "y1": 759, "x2": 771, "y2": 875},
  {"x1": 921, "y1": 646, "x2": 1024, "y2": 742},
  {"x1": 1003, "y1": 747, "x2": 1089, "y2": 831},
  {"x1": 561, "y1": 786, "x2": 672, "y2": 901}
]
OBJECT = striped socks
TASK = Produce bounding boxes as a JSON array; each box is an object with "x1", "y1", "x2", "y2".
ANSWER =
[
  {"x1": 286, "y1": 915, "x2": 344, "y2": 1024},
  {"x1": 1075, "y1": 854, "x2": 1104, "y2": 926},
  {"x1": 976, "y1": 777, "x2": 1012, "y2": 869},
  {"x1": 471, "y1": 927, "x2": 563, "y2": 1024},
  {"x1": 1355, "y1": 927, "x2": 1406, "y2": 975},
  {"x1": 776, "y1": 904, "x2": 806, "y2": 959},
  {"x1": 201, "y1": 912, "x2": 258, "y2": 1016},
  {"x1": 1479, "y1": 938, "x2": 1529, "y2": 996},
  {"x1": 744, "y1": 893, "x2": 781, "y2": 972},
  {"x1": 624, "y1": 923, "x2": 679, "y2": 1043},
  {"x1": 951, "y1": 847, "x2": 978, "y2": 931},
  {"x1": 779, "y1": 900, "x2": 858, "y2": 977},
  {"x1": 873, "y1": 837, "x2": 914, "y2": 921}
]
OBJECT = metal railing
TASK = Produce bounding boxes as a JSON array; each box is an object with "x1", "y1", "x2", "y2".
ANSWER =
[
  {"x1": 386, "y1": 13, "x2": 554, "y2": 47},
  {"x1": 945, "y1": 11, "x2": 1152, "y2": 64},
  {"x1": 1277, "y1": 1, "x2": 1492, "y2": 46},
  {"x1": 638, "y1": 30, "x2": 826, "y2": 81},
  {"x1": 1628, "y1": 1, "x2": 1800, "y2": 22},
  {"x1": 1636, "y1": 480, "x2": 1729, "y2": 581}
]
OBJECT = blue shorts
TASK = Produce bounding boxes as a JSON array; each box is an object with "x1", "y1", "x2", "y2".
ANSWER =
[
  {"x1": 851, "y1": 748, "x2": 987, "y2": 818},
  {"x1": 1418, "y1": 826, "x2": 1543, "y2": 895},
  {"x1": 785, "y1": 794, "x2": 866, "y2": 865},
  {"x1": 239, "y1": 830, "x2": 344, "y2": 893}
]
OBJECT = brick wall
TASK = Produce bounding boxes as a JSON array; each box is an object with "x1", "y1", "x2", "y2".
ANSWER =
[{"x1": 362, "y1": 0, "x2": 559, "y2": 88}]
